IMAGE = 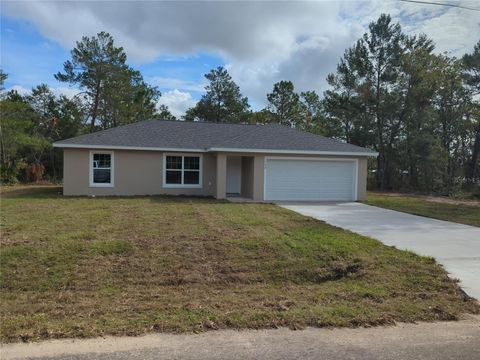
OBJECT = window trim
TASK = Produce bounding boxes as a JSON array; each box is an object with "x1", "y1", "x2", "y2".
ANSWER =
[
  {"x1": 163, "y1": 153, "x2": 202, "y2": 188},
  {"x1": 89, "y1": 150, "x2": 114, "y2": 188}
]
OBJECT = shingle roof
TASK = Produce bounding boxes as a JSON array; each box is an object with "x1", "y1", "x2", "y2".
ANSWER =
[{"x1": 53, "y1": 119, "x2": 377, "y2": 155}]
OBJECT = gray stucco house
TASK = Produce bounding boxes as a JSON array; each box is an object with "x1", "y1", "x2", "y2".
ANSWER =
[{"x1": 53, "y1": 119, "x2": 377, "y2": 201}]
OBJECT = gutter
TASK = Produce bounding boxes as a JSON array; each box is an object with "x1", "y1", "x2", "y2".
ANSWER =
[{"x1": 53, "y1": 143, "x2": 378, "y2": 157}]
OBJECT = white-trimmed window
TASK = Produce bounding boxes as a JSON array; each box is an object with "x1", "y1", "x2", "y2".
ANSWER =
[
  {"x1": 163, "y1": 154, "x2": 202, "y2": 188},
  {"x1": 89, "y1": 151, "x2": 114, "y2": 187}
]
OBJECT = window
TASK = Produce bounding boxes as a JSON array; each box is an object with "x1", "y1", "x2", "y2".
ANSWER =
[
  {"x1": 90, "y1": 151, "x2": 114, "y2": 187},
  {"x1": 164, "y1": 154, "x2": 201, "y2": 187}
]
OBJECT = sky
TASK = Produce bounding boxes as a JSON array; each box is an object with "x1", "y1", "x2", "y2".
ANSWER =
[{"x1": 1, "y1": 0, "x2": 479, "y2": 117}]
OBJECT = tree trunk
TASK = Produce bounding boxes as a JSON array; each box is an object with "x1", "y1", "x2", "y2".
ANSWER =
[
  {"x1": 90, "y1": 82, "x2": 101, "y2": 132},
  {"x1": 0, "y1": 123, "x2": 5, "y2": 165},
  {"x1": 51, "y1": 147, "x2": 56, "y2": 181},
  {"x1": 466, "y1": 123, "x2": 480, "y2": 182},
  {"x1": 375, "y1": 71, "x2": 386, "y2": 190}
]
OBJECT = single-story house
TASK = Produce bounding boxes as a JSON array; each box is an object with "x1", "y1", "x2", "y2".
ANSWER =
[{"x1": 53, "y1": 119, "x2": 378, "y2": 201}]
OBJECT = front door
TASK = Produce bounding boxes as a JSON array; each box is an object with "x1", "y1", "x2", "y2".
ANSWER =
[{"x1": 226, "y1": 157, "x2": 242, "y2": 194}]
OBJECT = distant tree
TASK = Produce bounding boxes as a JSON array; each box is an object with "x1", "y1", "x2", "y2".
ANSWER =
[
  {"x1": 325, "y1": 14, "x2": 406, "y2": 189},
  {"x1": 247, "y1": 109, "x2": 274, "y2": 124},
  {"x1": 26, "y1": 84, "x2": 85, "y2": 179},
  {"x1": 462, "y1": 41, "x2": 480, "y2": 183},
  {"x1": 266, "y1": 81, "x2": 301, "y2": 127},
  {"x1": 394, "y1": 36, "x2": 440, "y2": 191},
  {"x1": 185, "y1": 66, "x2": 250, "y2": 123},
  {"x1": 432, "y1": 56, "x2": 471, "y2": 193},
  {"x1": 55, "y1": 31, "x2": 159, "y2": 131},
  {"x1": 324, "y1": 14, "x2": 477, "y2": 194},
  {"x1": 55, "y1": 32, "x2": 125, "y2": 131},
  {"x1": 157, "y1": 104, "x2": 177, "y2": 120},
  {"x1": 298, "y1": 90, "x2": 328, "y2": 134},
  {"x1": 0, "y1": 86, "x2": 45, "y2": 183},
  {"x1": 463, "y1": 41, "x2": 480, "y2": 94},
  {"x1": 183, "y1": 107, "x2": 197, "y2": 122},
  {"x1": 99, "y1": 67, "x2": 160, "y2": 127},
  {"x1": 0, "y1": 79, "x2": 85, "y2": 183},
  {"x1": 26, "y1": 84, "x2": 84, "y2": 140},
  {"x1": 27, "y1": 85, "x2": 58, "y2": 137},
  {"x1": 0, "y1": 70, "x2": 7, "y2": 92}
]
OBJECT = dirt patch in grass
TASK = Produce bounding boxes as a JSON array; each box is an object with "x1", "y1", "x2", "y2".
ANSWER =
[
  {"x1": 1, "y1": 186, "x2": 478, "y2": 342},
  {"x1": 366, "y1": 192, "x2": 480, "y2": 227}
]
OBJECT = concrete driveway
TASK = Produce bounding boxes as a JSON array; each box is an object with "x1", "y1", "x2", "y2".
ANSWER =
[{"x1": 280, "y1": 202, "x2": 480, "y2": 299}]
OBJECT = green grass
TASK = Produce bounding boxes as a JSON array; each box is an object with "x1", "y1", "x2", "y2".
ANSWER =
[
  {"x1": 1, "y1": 186, "x2": 478, "y2": 343},
  {"x1": 365, "y1": 192, "x2": 480, "y2": 227}
]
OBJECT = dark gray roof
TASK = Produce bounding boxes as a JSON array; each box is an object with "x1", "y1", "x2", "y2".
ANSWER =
[{"x1": 53, "y1": 119, "x2": 377, "y2": 155}]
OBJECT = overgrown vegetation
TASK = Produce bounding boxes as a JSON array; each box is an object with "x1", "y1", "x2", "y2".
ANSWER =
[
  {"x1": 1, "y1": 186, "x2": 478, "y2": 342},
  {"x1": 365, "y1": 192, "x2": 480, "y2": 227}
]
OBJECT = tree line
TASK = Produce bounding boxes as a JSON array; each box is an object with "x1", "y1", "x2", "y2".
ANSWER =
[{"x1": 1, "y1": 14, "x2": 479, "y2": 196}]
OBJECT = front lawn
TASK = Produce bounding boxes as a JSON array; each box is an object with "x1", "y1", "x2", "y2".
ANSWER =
[
  {"x1": 1, "y1": 186, "x2": 478, "y2": 342},
  {"x1": 365, "y1": 192, "x2": 480, "y2": 227}
]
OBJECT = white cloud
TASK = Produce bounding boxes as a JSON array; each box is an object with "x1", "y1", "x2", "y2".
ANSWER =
[
  {"x1": 8, "y1": 85, "x2": 30, "y2": 95},
  {"x1": 6, "y1": 85, "x2": 81, "y2": 99},
  {"x1": 158, "y1": 89, "x2": 197, "y2": 118},
  {"x1": 150, "y1": 77, "x2": 206, "y2": 93},
  {"x1": 343, "y1": 0, "x2": 479, "y2": 57},
  {"x1": 3, "y1": 0, "x2": 479, "y2": 108},
  {"x1": 50, "y1": 86, "x2": 81, "y2": 99}
]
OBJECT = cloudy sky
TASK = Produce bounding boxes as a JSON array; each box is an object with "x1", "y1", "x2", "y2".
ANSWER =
[{"x1": 1, "y1": 0, "x2": 479, "y2": 117}]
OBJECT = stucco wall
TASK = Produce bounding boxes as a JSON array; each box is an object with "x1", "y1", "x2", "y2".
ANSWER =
[
  {"x1": 62, "y1": 148, "x2": 369, "y2": 201},
  {"x1": 357, "y1": 157, "x2": 367, "y2": 201},
  {"x1": 240, "y1": 156, "x2": 254, "y2": 199},
  {"x1": 215, "y1": 153, "x2": 226, "y2": 199},
  {"x1": 63, "y1": 148, "x2": 216, "y2": 196}
]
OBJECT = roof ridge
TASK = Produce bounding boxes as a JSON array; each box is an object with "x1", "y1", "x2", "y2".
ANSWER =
[{"x1": 154, "y1": 119, "x2": 269, "y2": 127}]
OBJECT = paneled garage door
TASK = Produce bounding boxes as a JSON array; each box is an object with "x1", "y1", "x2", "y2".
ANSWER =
[{"x1": 264, "y1": 158, "x2": 357, "y2": 201}]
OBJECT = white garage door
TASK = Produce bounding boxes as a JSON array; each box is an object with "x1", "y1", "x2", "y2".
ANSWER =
[{"x1": 264, "y1": 159, "x2": 357, "y2": 201}]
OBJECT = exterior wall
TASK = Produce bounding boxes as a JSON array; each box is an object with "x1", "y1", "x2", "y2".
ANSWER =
[
  {"x1": 62, "y1": 148, "x2": 370, "y2": 201},
  {"x1": 63, "y1": 148, "x2": 216, "y2": 196},
  {"x1": 357, "y1": 157, "x2": 367, "y2": 201},
  {"x1": 253, "y1": 155, "x2": 265, "y2": 201},
  {"x1": 215, "y1": 153, "x2": 227, "y2": 199},
  {"x1": 240, "y1": 157, "x2": 254, "y2": 199}
]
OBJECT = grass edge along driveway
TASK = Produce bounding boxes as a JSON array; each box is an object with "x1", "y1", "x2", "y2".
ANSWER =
[
  {"x1": 1, "y1": 186, "x2": 479, "y2": 343},
  {"x1": 365, "y1": 192, "x2": 480, "y2": 227}
]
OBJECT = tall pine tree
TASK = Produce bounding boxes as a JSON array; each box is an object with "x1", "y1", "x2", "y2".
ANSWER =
[{"x1": 185, "y1": 66, "x2": 250, "y2": 123}]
